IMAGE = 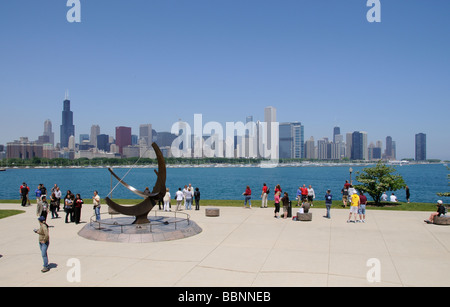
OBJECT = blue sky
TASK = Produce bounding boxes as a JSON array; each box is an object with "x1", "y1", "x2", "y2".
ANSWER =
[{"x1": 1, "y1": 0, "x2": 449, "y2": 159}]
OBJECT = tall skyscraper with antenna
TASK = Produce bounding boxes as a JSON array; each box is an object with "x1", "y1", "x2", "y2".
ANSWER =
[{"x1": 60, "y1": 91, "x2": 75, "y2": 149}]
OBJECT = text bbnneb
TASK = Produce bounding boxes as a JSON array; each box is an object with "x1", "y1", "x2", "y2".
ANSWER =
[{"x1": 178, "y1": 291, "x2": 271, "y2": 304}]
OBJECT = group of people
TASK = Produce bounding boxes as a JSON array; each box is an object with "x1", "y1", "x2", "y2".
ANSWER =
[
  {"x1": 169, "y1": 184, "x2": 201, "y2": 212},
  {"x1": 20, "y1": 182, "x2": 102, "y2": 225},
  {"x1": 244, "y1": 183, "x2": 316, "y2": 219}
]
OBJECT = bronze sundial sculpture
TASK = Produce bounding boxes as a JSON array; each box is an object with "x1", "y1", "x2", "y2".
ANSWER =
[{"x1": 105, "y1": 142, "x2": 166, "y2": 224}]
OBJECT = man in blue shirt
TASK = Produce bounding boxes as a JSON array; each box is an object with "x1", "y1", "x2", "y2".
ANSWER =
[{"x1": 324, "y1": 190, "x2": 332, "y2": 219}]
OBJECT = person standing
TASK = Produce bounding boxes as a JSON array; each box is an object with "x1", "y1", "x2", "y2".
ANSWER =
[
  {"x1": 20, "y1": 182, "x2": 30, "y2": 207},
  {"x1": 35, "y1": 184, "x2": 42, "y2": 205},
  {"x1": 324, "y1": 189, "x2": 332, "y2": 219},
  {"x1": 175, "y1": 188, "x2": 184, "y2": 211},
  {"x1": 49, "y1": 192, "x2": 59, "y2": 219},
  {"x1": 194, "y1": 187, "x2": 201, "y2": 210},
  {"x1": 296, "y1": 186, "x2": 302, "y2": 206},
  {"x1": 307, "y1": 185, "x2": 315, "y2": 207},
  {"x1": 358, "y1": 191, "x2": 367, "y2": 223},
  {"x1": 347, "y1": 192, "x2": 360, "y2": 223},
  {"x1": 185, "y1": 187, "x2": 193, "y2": 210},
  {"x1": 281, "y1": 192, "x2": 290, "y2": 219},
  {"x1": 405, "y1": 185, "x2": 410, "y2": 203},
  {"x1": 73, "y1": 194, "x2": 83, "y2": 224},
  {"x1": 300, "y1": 184, "x2": 308, "y2": 207},
  {"x1": 274, "y1": 191, "x2": 281, "y2": 218},
  {"x1": 243, "y1": 186, "x2": 252, "y2": 209},
  {"x1": 36, "y1": 195, "x2": 49, "y2": 221},
  {"x1": 341, "y1": 183, "x2": 349, "y2": 208},
  {"x1": 64, "y1": 193, "x2": 74, "y2": 223},
  {"x1": 92, "y1": 190, "x2": 101, "y2": 221},
  {"x1": 261, "y1": 183, "x2": 268, "y2": 208},
  {"x1": 54, "y1": 186, "x2": 62, "y2": 211},
  {"x1": 163, "y1": 188, "x2": 171, "y2": 211},
  {"x1": 34, "y1": 216, "x2": 50, "y2": 273}
]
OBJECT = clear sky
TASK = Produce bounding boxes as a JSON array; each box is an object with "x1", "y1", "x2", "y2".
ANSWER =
[{"x1": 1, "y1": 0, "x2": 449, "y2": 160}]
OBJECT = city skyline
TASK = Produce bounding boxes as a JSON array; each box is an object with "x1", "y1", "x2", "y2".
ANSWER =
[
  {"x1": 4, "y1": 99, "x2": 424, "y2": 162},
  {"x1": 1, "y1": 1, "x2": 449, "y2": 159}
]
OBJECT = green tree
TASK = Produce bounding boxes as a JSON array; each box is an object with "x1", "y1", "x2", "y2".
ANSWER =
[{"x1": 354, "y1": 160, "x2": 406, "y2": 204}]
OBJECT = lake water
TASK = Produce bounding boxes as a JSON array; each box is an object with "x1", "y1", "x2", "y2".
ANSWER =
[{"x1": 1, "y1": 164, "x2": 448, "y2": 203}]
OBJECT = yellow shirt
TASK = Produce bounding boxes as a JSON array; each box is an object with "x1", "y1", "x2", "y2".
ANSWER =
[{"x1": 350, "y1": 194, "x2": 360, "y2": 207}]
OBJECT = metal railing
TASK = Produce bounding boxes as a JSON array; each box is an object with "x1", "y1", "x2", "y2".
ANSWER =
[{"x1": 89, "y1": 209, "x2": 191, "y2": 234}]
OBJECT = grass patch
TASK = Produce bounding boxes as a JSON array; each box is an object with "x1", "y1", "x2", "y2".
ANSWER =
[
  {"x1": 0, "y1": 199, "x2": 441, "y2": 212},
  {"x1": 0, "y1": 210, "x2": 25, "y2": 219}
]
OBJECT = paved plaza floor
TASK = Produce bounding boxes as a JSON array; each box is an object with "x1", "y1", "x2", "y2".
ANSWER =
[{"x1": 0, "y1": 203, "x2": 449, "y2": 287}]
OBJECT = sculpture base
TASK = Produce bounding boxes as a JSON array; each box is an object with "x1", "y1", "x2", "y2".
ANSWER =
[{"x1": 78, "y1": 215, "x2": 202, "y2": 243}]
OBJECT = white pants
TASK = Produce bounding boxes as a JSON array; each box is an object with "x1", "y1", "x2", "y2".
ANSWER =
[
  {"x1": 261, "y1": 194, "x2": 268, "y2": 207},
  {"x1": 164, "y1": 201, "x2": 170, "y2": 211}
]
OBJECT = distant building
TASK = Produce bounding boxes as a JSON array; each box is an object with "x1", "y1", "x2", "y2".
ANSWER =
[
  {"x1": 115, "y1": 126, "x2": 132, "y2": 155},
  {"x1": 97, "y1": 134, "x2": 110, "y2": 152},
  {"x1": 139, "y1": 124, "x2": 153, "y2": 147},
  {"x1": 90, "y1": 125, "x2": 100, "y2": 148},
  {"x1": 415, "y1": 133, "x2": 427, "y2": 161},
  {"x1": 60, "y1": 92, "x2": 75, "y2": 148},
  {"x1": 350, "y1": 131, "x2": 368, "y2": 160},
  {"x1": 43, "y1": 119, "x2": 54, "y2": 146},
  {"x1": 304, "y1": 136, "x2": 316, "y2": 159},
  {"x1": 7, "y1": 138, "x2": 43, "y2": 159},
  {"x1": 279, "y1": 122, "x2": 304, "y2": 159}
]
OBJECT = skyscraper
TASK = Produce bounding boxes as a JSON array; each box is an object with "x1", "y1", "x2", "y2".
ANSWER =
[
  {"x1": 139, "y1": 124, "x2": 153, "y2": 147},
  {"x1": 115, "y1": 126, "x2": 132, "y2": 155},
  {"x1": 333, "y1": 126, "x2": 340, "y2": 143},
  {"x1": 264, "y1": 106, "x2": 277, "y2": 151},
  {"x1": 90, "y1": 125, "x2": 100, "y2": 148},
  {"x1": 415, "y1": 133, "x2": 426, "y2": 161},
  {"x1": 279, "y1": 122, "x2": 304, "y2": 159},
  {"x1": 43, "y1": 119, "x2": 54, "y2": 146},
  {"x1": 60, "y1": 92, "x2": 75, "y2": 149}
]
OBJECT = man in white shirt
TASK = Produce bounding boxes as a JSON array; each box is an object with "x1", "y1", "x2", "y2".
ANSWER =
[
  {"x1": 175, "y1": 188, "x2": 184, "y2": 211},
  {"x1": 389, "y1": 193, "x2": 398, "y2": 202}
]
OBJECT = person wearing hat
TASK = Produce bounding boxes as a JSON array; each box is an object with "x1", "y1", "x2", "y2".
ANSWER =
[
  {"x1": 424, "y1": 200, "x2": 446, "y2": 224},
  {"x1": 34, "y1": 216, "x2": 50, "y2": 272}
]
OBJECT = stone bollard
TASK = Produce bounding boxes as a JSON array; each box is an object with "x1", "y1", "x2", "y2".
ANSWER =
[
  {"x1": 297, "y1": 212, "x2": 312, "y2": 221},
  {"x1": 205, "y1": 208, "x2": 220, "y2": 217}
]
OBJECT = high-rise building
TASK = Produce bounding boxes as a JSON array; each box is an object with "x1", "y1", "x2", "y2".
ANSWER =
[
  {"x1": 304, "y1": 136, "x2": 316, "y2": 159},
  {"x1": 415, "y1": 133, "x2": 426, "y2": 161},
  {"x1": 139, "y1": 124, "x2": 153, "y2": 147},
  {"x1": 97, "y1": 134, "x2": 110, "y2": 152},
  {"x1": 385, "y1": 136, "x2": 395, "y2": 160},
  {"x1": 351, "y1": 131, "x2": 363, "y2": 160},
  {"x1": 333, "y1": 126, "x2": 340, "y2": 143},
  {"x1": 115, "y1": 126, "x2": 132, "y2": 155},
  {"x1": 60, "y1": 92, "x2": 75, "y2": 148},
  {"x1": 279, "y1": 122, "x2": 304, "y2": 159},
  {"x1": 264, "y1": 106, "x2": 277, "y2": 151},
  {"x1": 90, "y1": 125, "x2": 100, "y2": 148},
  {"x1": 43, "y1": 119, "x2": 54, "y2": 146}
]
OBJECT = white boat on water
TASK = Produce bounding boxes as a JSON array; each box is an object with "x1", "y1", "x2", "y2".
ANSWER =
[{"x1": 388, "y1": 160, "x2": 410, "y2": 166}]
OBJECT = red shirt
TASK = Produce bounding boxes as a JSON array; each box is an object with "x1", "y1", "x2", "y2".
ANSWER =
[
  {"x1": 359, "y1": 195, "x2": 367, "y2": 205},
  {"x1": 301, "y1": 187, "x2": 308, "y2": 196},
  {"x1": 244, "y1": 188, "x2": 251, "y2": 196}
]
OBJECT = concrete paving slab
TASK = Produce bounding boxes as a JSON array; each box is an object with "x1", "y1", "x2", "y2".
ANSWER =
[{"x1": 0, "y1": 203, "x2": 449, "y2": 287}]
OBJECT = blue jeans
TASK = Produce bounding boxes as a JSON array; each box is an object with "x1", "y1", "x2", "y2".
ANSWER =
[
  {"x1": 244, "y1": 196, "x2": 251, "y2": 207},
  {"x1": 95, "y1": 206, "x2": 101, "y2": 220},
  {"x1": 39, "y1": 242, "x2": 49, "y2": 268},
  {"x1": 185, "y1": 198, "x2": 192, "y2": 210},
  {"x1": 325, "y1": 204, "x2": 331, "y2": 218}
]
